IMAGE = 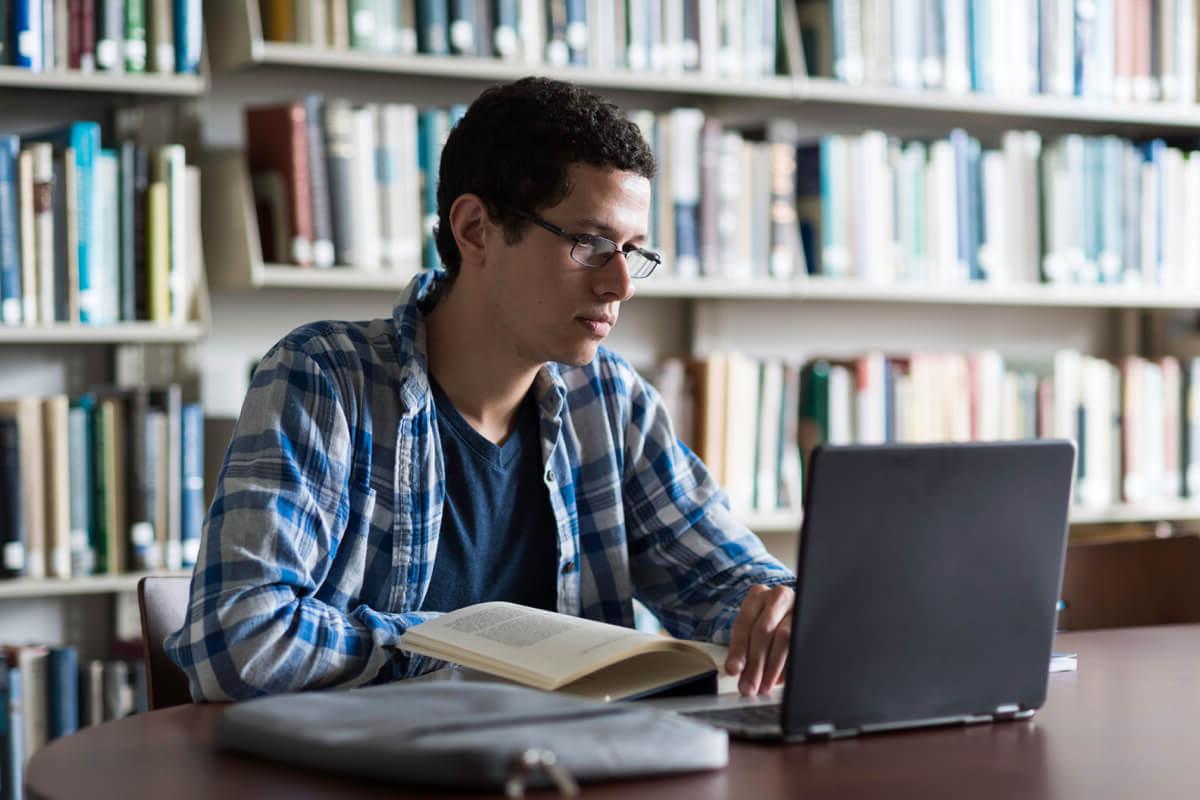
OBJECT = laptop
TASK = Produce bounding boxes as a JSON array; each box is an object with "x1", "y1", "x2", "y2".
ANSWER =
[{"x1": 646, "y1": 440, "x2": 1076, "y2": 742}]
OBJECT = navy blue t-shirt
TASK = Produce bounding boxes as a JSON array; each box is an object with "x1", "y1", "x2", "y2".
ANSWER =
[{"x1": 420, "y1": 377, "x2": 559, "y2": 612}]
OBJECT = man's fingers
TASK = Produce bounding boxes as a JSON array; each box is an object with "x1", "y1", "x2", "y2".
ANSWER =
[
  {"x1": 760, "y1": 612, "x2": 792, "y2": 690},
  {"x1": 739, "y1": 588, "x2": 793, "y2": 695},
  {"x1": 724, "y1": 587, "x2": 766, "y2": 675}
]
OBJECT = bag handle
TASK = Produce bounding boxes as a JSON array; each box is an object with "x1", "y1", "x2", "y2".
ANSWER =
[{"x1": 504, "y1": 749, "x2": 579, "y2": 798}]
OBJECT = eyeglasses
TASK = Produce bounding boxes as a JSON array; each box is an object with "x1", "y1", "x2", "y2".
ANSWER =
[{"x1": 507, "y1": 207, "x2": 662, "y2": 279}]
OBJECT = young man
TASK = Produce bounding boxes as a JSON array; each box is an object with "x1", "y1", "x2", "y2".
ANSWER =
[{"x1": 167, "y1": 78, "x2": 795, "y2": 701}]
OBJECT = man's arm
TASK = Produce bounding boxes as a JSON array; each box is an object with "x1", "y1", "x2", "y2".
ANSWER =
[
  {"x1": 164, "y1": 338, "x2": 439, "y2": 701},
  {"x1": 619, "y1": 363, "x2": 796, "y2": 647}
]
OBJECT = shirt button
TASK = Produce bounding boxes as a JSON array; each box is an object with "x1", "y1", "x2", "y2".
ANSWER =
[
  {"x1": 561, "y1": 561, "x2": 575, "y2": 575},
  {"x1": 545, "y1": 469, "x2": 555, "y2": 483}
]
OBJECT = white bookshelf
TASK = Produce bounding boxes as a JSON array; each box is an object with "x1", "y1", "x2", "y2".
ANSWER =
[
  {"x1": 0, "y1": 322, "x2": 206, "y2": 344},
  {"x1": 746, "y1": 503, "x2": 1200, "y2": 536},
  {"x1": 0, "y1": 571, "x2": 190, "y2": 601},
  {"x1": 0, "y1": 66, "x2": 206, "y2": 95}
]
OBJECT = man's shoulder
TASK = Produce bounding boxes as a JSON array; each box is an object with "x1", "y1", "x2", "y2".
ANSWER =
[
  {"x1": 557, "y1": 347, "x2": 645, "y2": 404},
  {"x1": 270, "y1": 317, "x2": 400, "y2": 369}
]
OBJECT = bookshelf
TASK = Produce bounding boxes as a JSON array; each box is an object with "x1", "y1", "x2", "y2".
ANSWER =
[
  {"x1": 0, "y1": 7, "x2": 211, "y2": 770},
  {"x1": 0, "y1": 66, "x2": 205, "y2": 96},
  {"x1": 195, "y1": 0, "x2": 1200, "y2": 556}
]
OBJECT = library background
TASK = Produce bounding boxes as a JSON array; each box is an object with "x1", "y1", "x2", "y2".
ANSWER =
[{"x1": 3, "y1": 0, "x2": 1200, "y2": 789}]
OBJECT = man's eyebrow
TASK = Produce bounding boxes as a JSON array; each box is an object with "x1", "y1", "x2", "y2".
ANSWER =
[{"x1": 575, "y1": 217, "x2": 648, "y2": 243}]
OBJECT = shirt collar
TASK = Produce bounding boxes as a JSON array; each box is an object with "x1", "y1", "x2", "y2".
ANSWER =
[{"x1": 391, "y1": 271, "x2": 569, "y2": 417}]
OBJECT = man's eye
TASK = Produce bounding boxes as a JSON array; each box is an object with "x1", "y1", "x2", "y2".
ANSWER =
[{"x1": 575, "y1": 234, "x2": 598, "y2": 247}]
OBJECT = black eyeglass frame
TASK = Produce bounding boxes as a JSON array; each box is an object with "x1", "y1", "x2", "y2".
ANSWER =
[{"x1": 506, "y1": 207, "x2": 662, "y2": 279}]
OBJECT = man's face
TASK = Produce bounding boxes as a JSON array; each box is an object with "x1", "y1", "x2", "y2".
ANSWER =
[{"x1": 481, "y1": 163, "x2": 652, "y2": 368}]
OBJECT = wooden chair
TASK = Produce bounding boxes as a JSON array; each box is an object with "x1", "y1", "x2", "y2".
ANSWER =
[
  {"x1": 1058, "y1": 535, "x2": 1200, "y2": 630},
  {"x1": 136, "y1": 575, "x2": 195, "y2": 709}
]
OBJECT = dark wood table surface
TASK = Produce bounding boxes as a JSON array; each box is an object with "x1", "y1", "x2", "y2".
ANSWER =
[{"x1": 26, "y1": 625, "x2": 1200, "y2": 800}]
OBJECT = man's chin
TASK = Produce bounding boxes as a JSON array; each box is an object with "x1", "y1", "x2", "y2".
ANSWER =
[{"x1": 556, "y1": 342, "x2": 601, "y2": 367}]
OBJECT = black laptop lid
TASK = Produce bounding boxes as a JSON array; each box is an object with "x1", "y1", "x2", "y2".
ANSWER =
[{"x1": 783, "y1": 440, "x2": 1076, "y2": 734}]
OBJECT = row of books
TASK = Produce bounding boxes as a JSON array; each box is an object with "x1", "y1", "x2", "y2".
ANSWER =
[
  {"x1": 0, "y1": 0, "x2": 201, "y2": 74},
  {"x1": 245, "y1": 96, "x2": 459, "y2": 273},
  {"x1": 2, "y1": 644, "x2": 148, "y2": 798},
  {"x1": 814, "y1": 129, "x2": 1199, "y2": 288},
  {"x1": 0, "y1": 127, "x2": 201, "y2": 327},
  {"x1": 804, "y1": 0, "x2": 1200, "y2": 104},
  {"x1": 651, "y1": 355, "x2": 805, "y2": 518},
  {"x1": 249, "y1": 98, "x2": 1200, "y2": 290},
  {"x1": 0, "y1": 386, "x2": 202, "y2": 580},
  {"x1": 793, "y1": 349, "x2": 1200, "y2": 508},
  {"x1": 260, "y1": 0, "x2": 799, "y2": 79}
]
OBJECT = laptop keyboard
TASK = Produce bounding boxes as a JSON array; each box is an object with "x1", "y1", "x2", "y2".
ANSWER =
[{"x1": 682, "y1": 703, "x2": 783, "y2": 728}]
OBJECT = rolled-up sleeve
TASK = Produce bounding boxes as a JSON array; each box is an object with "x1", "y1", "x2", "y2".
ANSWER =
[
  {"x1": 164, "y1": 339, "x2": 440, "y2": 701},
  {"x1": 620, "y1": 369, "x2": 795, "y2": 644}
]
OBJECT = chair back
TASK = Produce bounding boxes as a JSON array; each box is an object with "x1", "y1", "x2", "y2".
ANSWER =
[
  {"x1": 1058, "y1": 535, "x2": 1200, "y2": 630},
  {"x1": 137, "y1": 575, "x2": 195, "y2": 709}
]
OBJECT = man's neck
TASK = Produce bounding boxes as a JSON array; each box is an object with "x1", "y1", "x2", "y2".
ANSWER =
[{"x1": 425, "y1": 279, "x2": 541, "y2": 445}]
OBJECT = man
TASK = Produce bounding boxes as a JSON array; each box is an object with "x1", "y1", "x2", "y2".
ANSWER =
[{"x1": 167, "y1": 77, "x2": 794, "y2": 701}]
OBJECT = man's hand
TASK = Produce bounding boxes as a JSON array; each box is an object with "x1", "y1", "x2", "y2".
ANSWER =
[{"x1": 724, "y1": 584, "x2": 795, "y2": 696}]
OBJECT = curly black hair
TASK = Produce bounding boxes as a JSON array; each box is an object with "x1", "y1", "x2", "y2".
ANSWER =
[{"x1": 434, "y1": 77, "x2": 656, "y2": 279}]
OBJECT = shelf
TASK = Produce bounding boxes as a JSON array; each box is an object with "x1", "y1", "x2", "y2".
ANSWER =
[
  {"x1": 0, "y1": 571, "x2": 190, "y2": 600},
  {"x1": 205, "y1": 7, "x2": 1200, "y2": 135},
  {"x1": 742, "y1": 502, "x2": 1200, "y2": 535},
  {"x1": 1069, "y1": 501, "x2": 1200, "y2": 525},
  {"x1": 0, "y1": 322, "x2": 206, "y2": 344},
  {"x1": 253, "y1": 265, "x2": 416, "y2": 291},
  {"x1": 635, "y1": 277, "x2": 1200, "y2": 309},
  {"x1": 0, "y1": 66, "x2": 205, "y2": 96}
]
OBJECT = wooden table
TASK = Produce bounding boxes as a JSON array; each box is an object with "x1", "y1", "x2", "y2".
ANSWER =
[{"x1": 27, "y1": 625, "x2": 1200, "y2": 799}]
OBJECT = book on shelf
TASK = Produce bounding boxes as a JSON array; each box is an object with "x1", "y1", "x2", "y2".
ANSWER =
[
  {"x1": 646, "y1": 354, "x2": 804, "y2": 520},
  {"x1": 255, "y1": 0, "x2": 798, "y2": 78},
  {"x1": 401, "y1": 601, "x2": 736, "y2": 701},
  {"x1": 798, "y1": 0, "x2": 1198, "y2": 104},
  {"x1": 790, "y1": 348, "x2": 1200, "y2": 511},
  {"x1": 0, "y1": 121, "x2": 200, "y2": 327},
  {"x1": 0, "y1": 0, "x2": 198, "y2": 74},
  {"x1": 0, "y1": 385, "x2": 201, "y2": 580}
]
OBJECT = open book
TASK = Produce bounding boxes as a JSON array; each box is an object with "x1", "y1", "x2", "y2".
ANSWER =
[{"x1": 401, "y1": 602, "x2": 736, "y2": 702}]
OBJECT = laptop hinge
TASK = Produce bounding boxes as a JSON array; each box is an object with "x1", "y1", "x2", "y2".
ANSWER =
[
  {"x1": 805, "y1": 722, "x2": 835, "y2": 739},
  {"x1": 993, "y1": 703, "x2": 1021, "y2": 720}
]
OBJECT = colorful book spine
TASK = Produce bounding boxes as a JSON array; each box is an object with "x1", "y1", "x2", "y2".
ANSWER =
[
  {"x1": 0, "y1": 137, "x2": 20, "y2": 325},
  {"x1": 0, "y1": 419, "x2": 25, "y2": 579},
  {"x1": 124, "y1": 0, "x2": 148, "y2": 71},
  {"x1": 173, "y1": 0, "x2": 201, "y2": 73},
  {"x1": 180, "y1": 402, "x2": 203, "y2": 568},
  {"x1": 46, "y1": 647, "x2": 79, "y2": 740},
  {"x1": 12, "y1": 0, "x2": 45, "y2": 70}
]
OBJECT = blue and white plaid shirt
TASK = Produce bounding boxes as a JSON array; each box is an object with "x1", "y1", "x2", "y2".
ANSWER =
[{"x1": 166, "y1": 272, "x2": 794, "y2": 701}]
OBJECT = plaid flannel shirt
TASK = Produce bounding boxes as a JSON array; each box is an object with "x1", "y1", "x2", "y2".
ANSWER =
[{"x1": 166, "y1": 272, "x2": 794, "y2": 701}]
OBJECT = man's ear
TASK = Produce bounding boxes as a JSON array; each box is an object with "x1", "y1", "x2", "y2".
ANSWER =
[{"x1": 448, "y1": 193, "x2": 489, "y2": 270}]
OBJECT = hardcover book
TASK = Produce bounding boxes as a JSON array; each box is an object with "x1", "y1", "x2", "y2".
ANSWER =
[{"x1": 401, "y1": 601, "x2": 736, "y2": 702}]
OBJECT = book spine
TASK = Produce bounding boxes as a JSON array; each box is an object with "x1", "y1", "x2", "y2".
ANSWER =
[
  {"x1": 180, "y1": 402, "x2": 203, "y2": 568},
  {"x1": 349, "y1": 105, "x2": 381, "y2": 269},
  {"x1": 13, "y1": 0, "x2": 45, "y2": 70},
  {"x1": 493, "y1": 0, "x2": 520, "y2": 60},
  {"x1": 126, "y1": 390, "x2": 154, "y2": 571},
  {"x1": 173, "y1": 0, "x2": 201, "y2": 73},
  {"x1": 147, "y1": 180, "x2": 169, "y2": 322},
  {"x1": 322, "y1": 100, "x2": 354, "y2": 266},
  {"x1": 67, "y1": 401, "x2": 94, "y2": 577},
  {"x1": 18, "y1": 148, "x2": 37, "y2": 326},
  {"x1": 416, "y1": 0, "x2": 450, "y2": 54},
  {"x1": 96, "y1": 0, "x2": 125, "y2": 71},
  {"x1": 147, "y1": 0, "x2": 173, "y2": 72},
  {"x1": 41, "y1": 396, "x2": 71, "y2": 579},
  {"x1": 302, "y1": 95, "x2": 335, "y2": 268},
  {"x1": 0, "y1": 419, "x2": 26, "y2": 578},
  {"x1": 158, "y1": 145, "x2": 188, "y2": 322},
  {"x1": 124, "y1": 0, "x2": 147, "y2": 71},
  {"x1": 0, "y1": 137, "x2": 21, "y2": 325},
  {"x1": 93, "y1": 150, "x2": 119, "y2": 324},
  {"x1": 448, "y1": 0, "x2": 477, "y2": 55},
  {"x1": 5, "y1": 667, "x2": 22, "y2": 791},
  {"x1": 117, "y1": 142, "x2": 135, "y2": 321},
  {"x1": 0, "y1": 0, "x2": 7, "y2": 65},
  {"x1": 46, "y1": 647, "x2": 79, "y2": 740},
  {"x1": 31, "y1": 143, "x2": 54, "y2": 324},
  {"x1": 347, "y1": 0, "x2": 375, "y2": 49}
]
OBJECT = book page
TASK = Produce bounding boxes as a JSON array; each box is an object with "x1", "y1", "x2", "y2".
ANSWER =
[{"x1": 402, "y1": 602, "x2": 694, "y2": 688}]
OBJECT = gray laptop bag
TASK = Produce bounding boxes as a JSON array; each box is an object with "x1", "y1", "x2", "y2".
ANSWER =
[{"x1": 215, "y1": 681, "x2": 728, "y2": 796}]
